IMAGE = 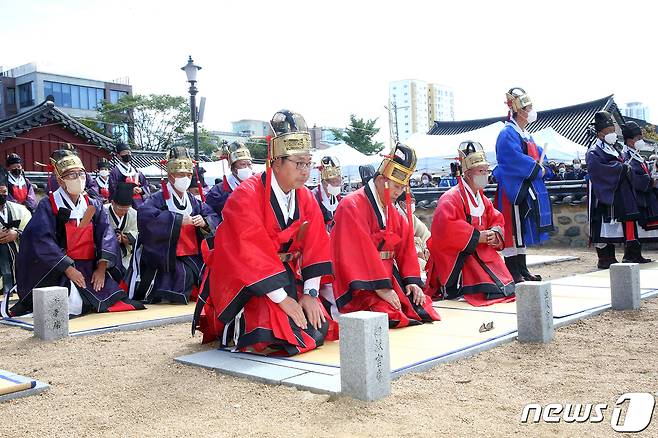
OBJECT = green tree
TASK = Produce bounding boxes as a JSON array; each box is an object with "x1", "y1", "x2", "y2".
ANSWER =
[
  {"x1": 330, "y1": 114, "x2": 384, "y2": 156},
  {"x1": 95, "y1": 94, "x2": 191, "y2": 151},
  {"x1": 179, "y1": 126, "x2": 220, "y2": 156},
  {"x1": 245, "y1": 138, "x2": 268, "y2": 160}
]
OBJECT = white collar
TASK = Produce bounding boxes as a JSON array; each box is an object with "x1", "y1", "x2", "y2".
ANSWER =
[
  {"x1": 0, "y1": 203, "x2": 7, "y2": 222},
  {"x1": 226, "y1": 173, "x2": 241, "y2": 191},
  {"x1": 166, "y1": 182, "x2": 193, "y2": 216},
  {"x1": 596, "y1": 138, "x2": 621, "y2": 158},
  {"x1": 507, "y1": 117, "x2": 531, "y2": 139},
  {"x1": 271, "y1": 172, "x2": 296, "y2": 221},
  {"x1": 108, "y1": 204, "x2": 128, "y2": 228},
  {"x1": 54, "y1": 187, "x2": 88, "y2": 223},
  {"x1": 96, "y1": 175, "x2": 109, "y2": 188},
  {"x1": 367, "y1": 178, "x2": 388, "y2": 226},
  {"x1": 7, "y1": 173, "x2": 25, "y2": 188},
  {"x1": 117, "y1": 161, "x2": 136, "y2": 177},
  {"x1": 627, "y1": 147, "x2": 645, "y2": 163},
  {"x1": 463, "y1": 181, "x2": 485, "y2": 222},
  {"x1": 320, "y1": 183, "x2": 339, "y2": 213}
]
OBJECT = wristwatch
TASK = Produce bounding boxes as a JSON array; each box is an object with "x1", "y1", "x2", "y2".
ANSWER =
[{"x1": 303, "y1": 288, "x2": 319, "y2": 298}]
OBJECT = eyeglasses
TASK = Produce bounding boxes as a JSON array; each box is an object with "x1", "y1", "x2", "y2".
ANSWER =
[
  {"x1": 62, "y1": 171, "x2": 86, "y2": 180},
  {"x1": 285, "y1": 158, "x2": 313, "y2": 170}
]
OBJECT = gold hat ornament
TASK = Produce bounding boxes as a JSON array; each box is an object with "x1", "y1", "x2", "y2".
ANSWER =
[
  {"x1": 269, "y1": 110, "x2": 311, "y2": 161},
  {"x1": 165, "y1": 146, "x2": 194, "y2": 174},
  {"x1": 378, "y1": 143, "x2": 417, "y2": 186},
  {"x1": 319, "y1": 156, "x2": 341, "y2": 180},
  {"x1": 226, "y1": 140, "x2": 252, "y2": 166},
  {"x1": 505, "y1": 87, "x2": 532, "y2": 113},
  {"x1": 458, "y1": 141, "x2": 489, "y2": 173},
  {"x1": 51, "y1": 149, "x2": 84, "y2": 178}
]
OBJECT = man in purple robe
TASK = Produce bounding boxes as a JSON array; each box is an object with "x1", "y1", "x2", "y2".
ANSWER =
[
  {"x1": 127, "y1": 147, "x2": 218, "y2": 304},
  {"x1": 205, "y1": 140, "x2": 254, "y2": 217},
  {"x1": 5, "y1": 153, "x2": 37, "y2": 213},
  {"x1": 109, "y1": 142, "x2": 150, "y2": 209},
  {"x1": 10, "y1": 149, "x2": 144, "y2": 316},
  {"x1": 45, "y1": 143, "x2": 101, "y2": 200}
]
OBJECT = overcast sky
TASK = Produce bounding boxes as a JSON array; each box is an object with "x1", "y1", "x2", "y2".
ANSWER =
[{"x1": 2, "y1": 0, "x2": 656, "y2": 144}]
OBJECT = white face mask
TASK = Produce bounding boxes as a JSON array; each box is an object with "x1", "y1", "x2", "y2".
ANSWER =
[
  {"x1": 236, "y1": 167, "x2": 253, "y2": 181},
  {"x1": 526, "y1": 109, "x2": 537, "y2": 124},
  {"x1": 473, "y1": 174, "x2": 489, "y2": 189},
  {"x1": 604, "y1": 132, "x2": 617, "y2": 145},
  {"x1": 173, "y1": 176, "x2": 191, "y2": 192},
  {"x1": 635, "y1": 139, "x2": 646, "y2": 149},
  {"x1": 326, "y1": 183, "x2": 341, "y2": 196},
  {"x1": 573, "y1": 163, "x2": 581, "y2": 170},
  {"x1": 99, "y1": 169, "x2": 110, "y2": 177},
  {"x1": 65, "y1": 177, "x2": 86, "y2": 196},
  {"x1": 559, "y1": 168, "x2": 566, "y2": 174}
]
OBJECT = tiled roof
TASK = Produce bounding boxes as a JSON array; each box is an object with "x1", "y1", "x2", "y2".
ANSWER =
[
  {"x1": 428, "y1": 95, "x2": 625, "y2": 146},
  {"x1": 130, "y1": 150, "x2": 213, "y2": 169},
  {"x1": 0, "y1": 99, "x2": 116, "y2": 150}
]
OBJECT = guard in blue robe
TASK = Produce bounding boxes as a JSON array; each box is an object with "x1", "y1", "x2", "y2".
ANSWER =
[
  {"x1": 127, "y1": 147, "x2": 218, "y2": 304},
  {"x1": 493, "y1": 88, "x2": 553, "y2": 283},
  {"x1": 205, "y1": 141, "x2": 254, "y2": 218},
  {"x1": 586, "y1": 112, "x2": 647, "y2": 268}
]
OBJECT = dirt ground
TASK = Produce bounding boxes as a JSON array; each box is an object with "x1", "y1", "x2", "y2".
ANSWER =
[{"x1": 2, "y1": 247, "x2": 658, "y2": 438}]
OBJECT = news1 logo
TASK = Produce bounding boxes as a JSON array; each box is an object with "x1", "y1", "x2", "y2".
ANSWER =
[{"x1": 520, "y1": 392, "x2": 656, "y2": 432}]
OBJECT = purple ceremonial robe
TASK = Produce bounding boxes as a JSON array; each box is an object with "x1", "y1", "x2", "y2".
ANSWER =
[
  {"x1": 623, "y1": 151, "x2": 658, "y2": 224},
  {"x1": 48, "y1": 173, "x2": 101, "y2": 201},
  {"x1": 10, "y1": 195, "x2": 127, "y2": 316},
  {"x1": 586, "y1": 140, "x2": 639, "y2": 243},
  {"x1": 205, "y1": 181, "x2": 231, "y2": 217},
  {"x1": 7, "y1": 177, "x2": 37, "y2": 212},
  {"x1": 108, "y1": 167, "x2": 150, "y2": 209},
  {"x1": 128, "y1": 189, "x2": 218, "y2": 304}
]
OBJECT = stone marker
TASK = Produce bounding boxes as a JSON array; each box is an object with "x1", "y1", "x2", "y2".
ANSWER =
[
  {"x1": 339, "y1": 311, "x2": 390, "y2": 401},
  {"x1": 33, "y1": 287, "x2": 69, "y2": 341},
  {"x1": 515, "y1": 281, "x2": 554, "y2": 343},
  {"x1": 610, "y1": 263, "x2": 641, "y2": 310}
]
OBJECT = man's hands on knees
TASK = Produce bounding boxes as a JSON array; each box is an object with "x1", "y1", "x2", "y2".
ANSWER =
[
  {"x1": 278, "y1": 296, "x2": 308, "y2": 330},
  {"x1": 376, "y1": 288, "x2": 401, "y2": 310},
  {"x1": 405, "y1": 284, "x2": 425, "y2": 306},
  {"x1": 299, "y1": 294, "x2": 326, "y2": 330}
]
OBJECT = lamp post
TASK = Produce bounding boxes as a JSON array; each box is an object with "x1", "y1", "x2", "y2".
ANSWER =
[{"x1": 181, "y1": 55, "x2": 202, "y2": 161}]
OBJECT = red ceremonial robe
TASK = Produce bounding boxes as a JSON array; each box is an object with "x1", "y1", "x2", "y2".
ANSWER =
[
  {"x1": 331, "y1": 182, "x2": 440, "y2": 327},
  {"x1": 426, "y1": 183, "x2": 515, "y2": 307},
  {"x1": 197, "y1": 172, "x2": 337, "y2": 356}
]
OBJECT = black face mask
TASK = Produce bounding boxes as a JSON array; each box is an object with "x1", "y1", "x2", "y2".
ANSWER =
[
  {"x1": 10, "y1": 168, "x2": 22, "y2": 176},
  {"x1": 121, "y1": 154, "x2": 132, "y2": 163}
]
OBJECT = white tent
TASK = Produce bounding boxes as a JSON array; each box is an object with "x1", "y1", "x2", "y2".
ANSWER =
[
  {"x1": 199, "y1": 160, "x2": 266, "y2": 184},
  {"x1": 531, "y1": 127, "x2": 586, "y2": 163},
  {"x1": 312, "y1": 142, "x2": 380, "y2": 183}
]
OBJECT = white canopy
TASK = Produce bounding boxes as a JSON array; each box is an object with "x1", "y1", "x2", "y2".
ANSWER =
[{"x1": 312, "y1": 142, "x2": 380, "y2": 183}]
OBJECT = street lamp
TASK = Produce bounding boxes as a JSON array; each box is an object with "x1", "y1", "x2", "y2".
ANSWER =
[{"x1": 181, "y1": 55, "x2": 202, "y2": 161}]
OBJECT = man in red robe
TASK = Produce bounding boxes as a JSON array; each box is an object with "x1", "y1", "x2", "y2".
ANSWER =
[
  {"x1": 426, "y1": 141, "x2": 515, "y2": 307},
  {"x1": 196, "y1": 110, "x2": 337, "y2": 356},
  {"x1": 330, "y1": 143, "x2": 440, "y2": 327}
]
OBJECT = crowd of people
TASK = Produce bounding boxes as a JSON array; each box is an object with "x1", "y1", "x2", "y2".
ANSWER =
[{"x1": 1, "y1": 87, "x2": 657, "y2": 357}]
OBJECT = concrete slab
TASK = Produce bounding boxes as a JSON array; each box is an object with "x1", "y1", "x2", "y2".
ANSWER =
[
  {"x1": 281, "y1": 372, "x2": 341, "y2": 395},
  {"x1": 526, "y1": 254, "x2": 579, "y2": 267},
  {"x1": 0, "y1": 370, "x2": 49, "y2": 403}
]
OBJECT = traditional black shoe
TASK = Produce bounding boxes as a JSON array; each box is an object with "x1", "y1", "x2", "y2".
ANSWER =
[
  {"x1": 596, "y1": 244, "x2": 618, "y2": 269},
  {"x1": 504, "y1": 255, "x2": 525, "y2": 284},
  {"x1": 622, "y1": 240, "x2": 653, "y2": 264},
  {"x1": 517, "y1": 254, "x2": 542, "y2": 281}
]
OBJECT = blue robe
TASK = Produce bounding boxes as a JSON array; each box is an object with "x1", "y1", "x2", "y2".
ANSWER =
[
  {"x1": 108, "y1": 166, "x2": 150, "y2": 209},
  {"x1": 585, "y1": 140, "x2": 639, "y2": 243},
  {"x1": 10, "y1": 195, "x2": 128, "y2": 316},
  {"x1": 205, "y1": 181, "x2": 231, "y2": 218},
  {"x1": 492, "y1": 122, "x2": 553, "y2": 247},
  {"x1": 128, "y1": 189, "x2": 218, "y2": 304}
]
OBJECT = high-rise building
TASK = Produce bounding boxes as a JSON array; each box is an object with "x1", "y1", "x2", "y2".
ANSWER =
[
  {"x1": 388, "y1": 79, "x2": 454, "y2": 141},
  {"x1": 231, "y1": 119, "x2": 271, "y2": 137},
  {"x1": 623, "y1": 102, "x2": 650, "y2": 122}
]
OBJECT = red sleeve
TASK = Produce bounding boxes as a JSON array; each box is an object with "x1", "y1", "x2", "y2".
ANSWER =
[
  {"x1": 484, "y1": 195, "x2": 505, "y2": 250},
  {"x1": 298, "y1": 188, "x2": 333, "y2": 282},
  {"x1": 392, "y1": 210, "x2": 422, "y2": 287}
]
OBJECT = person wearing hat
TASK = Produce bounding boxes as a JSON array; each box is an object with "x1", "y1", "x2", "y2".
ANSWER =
[
  {"x1": 0, "y1": 170, "x2": 31, "y2": 307},
  {"x1": 108, "y1": 142, "x2": 150, "y2": 209},
  {"x1": 586, "y1": 111, "x2": 643, "y2": 268},
  {"x1": 493, "y1": 87, "x2": 553, "y2": 283},
  {"x1": 205, "y1": 140, "x2": 254, "y2": 217},
  {"x1": 619, "y1": 121, "x2": 657, "y2": 262},
  {"x1": 45, "y1": 143, "x2": 101, "y2": 200},
  {"x1": 9, "y1": 149, "x2": 143, "y2": 317},
  {"x1": 104, "y1": 182, "x2": 139, "y2": 273},
  {"x1": 5, "y1": 153, "x2": 37, "y2": 213},
  {"x1": 195, "y1": 110, "x2": 338, "y2": 355},
  {"x1": 128, "y1": 147, "x2": 217, "y2": 305},
  {"x1": 95, "y1": 158, "x2": 112, "y2": 202},
  {"x1": 312, "y1": 156, "x2": 343, "y2": 232},
  {"x1": 330, "y1": 142, "x2": 440, "y2": 327},
  {"x1": 426, "y1": 141, "x2": 515, "y2": 306}
]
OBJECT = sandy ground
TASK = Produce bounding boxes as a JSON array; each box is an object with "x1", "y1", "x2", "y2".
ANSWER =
[{"x1": 1, "y1": 247, "x2": 658, "y2": 438}]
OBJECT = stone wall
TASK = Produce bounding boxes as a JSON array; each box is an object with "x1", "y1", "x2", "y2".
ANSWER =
[{"x1": 415, "y1": 202, "x2": 590, "y2": 248}]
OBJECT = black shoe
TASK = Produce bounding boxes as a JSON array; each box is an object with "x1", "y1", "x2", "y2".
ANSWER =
[
  {"x1": 623, "y1": 240, "x2": 653, "y2": 264},
  {"x1": 596, "y1": 244, "x2": 619, "y2": 269},
  {"x1": 504, "y1": 255, "x2": 525, "y2": 284},
  {"x1": 517, "y1": 254, "x2": 542, "y2": 281}
]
